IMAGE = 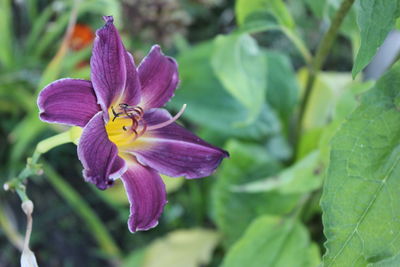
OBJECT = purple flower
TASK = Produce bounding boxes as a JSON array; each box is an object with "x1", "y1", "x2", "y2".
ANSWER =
[{"x1": 37, "y1": 16, "x2": 228, "y2": 232}]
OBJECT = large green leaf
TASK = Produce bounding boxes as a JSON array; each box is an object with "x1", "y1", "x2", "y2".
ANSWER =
[
  {"x1": 297, "y1": 74, "x2": 373, "y2": 160},
  {"x1": 212, "y1": 140, "x2": 302, "y2": 246},
  {"x1": 318, "y1": 80, "x2": 374, "y2": 164},
  {"x1": 221, "y1": 215, "x2": 317, "y2": 267},
  {"x1": 352, "y1": 0, "x2": 400, "y2": 78},
  {"x1": 369, "y1": 254, "x2": 400, "y2": 267},
  {"x1": 235, "y1": 0, "x2": 295, "y2": 29},
  {"x1": 321, "y1": 64, "x2": 400, "y2": 266},
  {"x1": 211, "y1": 34, "x2": 267, "y2": 125},
  {"x1": 168, "y1": 41, "x2": 281, "y2": 140}
]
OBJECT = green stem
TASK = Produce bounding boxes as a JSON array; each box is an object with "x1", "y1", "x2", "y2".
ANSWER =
[
  {"x1": 293, "y1": 0, "x2": 356, "y2": 157},
  {"x1": 4, "y1": 131, "x2": 75, "y2": 201},
  {"x1": 36, "y1": 131, "x2": 72, "y2": 154},
  {"x1": 4, "y1": 130, "x2": 122, "y2": 260}
]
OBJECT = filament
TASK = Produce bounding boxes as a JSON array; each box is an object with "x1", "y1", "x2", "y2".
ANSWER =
[{"x1": 147, "y1": 104, "x2": 187, "y2": 131}]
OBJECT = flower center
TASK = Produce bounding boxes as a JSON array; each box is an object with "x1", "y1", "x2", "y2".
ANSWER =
[
  {"x1": 105, "y1": 103, "x2": 187, "y2": 148},
  {"x1": 105, "y1": 104, "x2": 146, "y2": 147}
]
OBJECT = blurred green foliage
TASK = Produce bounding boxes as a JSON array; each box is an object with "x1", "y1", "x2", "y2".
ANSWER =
[{"x1": 2, "y1": 0, "x2": 400, "y2": 266}]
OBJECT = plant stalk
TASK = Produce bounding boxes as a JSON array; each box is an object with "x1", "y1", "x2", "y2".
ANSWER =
[{"x1": 293, "y1": 0, "x2": 356, "y2": 158}]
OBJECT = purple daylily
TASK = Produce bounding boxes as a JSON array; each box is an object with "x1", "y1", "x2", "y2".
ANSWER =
[{"x1": 37, "y1": 16, "x2": 228, "y2": 232}]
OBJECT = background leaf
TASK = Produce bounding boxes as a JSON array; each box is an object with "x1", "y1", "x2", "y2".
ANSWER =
[
  {"x1": 322, "y1": 64, "x2": 400, "y2": 266},
  {"x1": 137, "y1": 229, "x2": 220, "y2": 267},
  {"x1": 169, "y1": 41, "x2": 281, "y2": 140},
  {"x1": 0, "y1": 0, "x2": 13, "y2": 68},
  {"x1": 211, "y1": 34, "x2": 267, "y2": 125},
  {"x1": 233, "y1": 151, "x2": 323, "y2": 195},
  {"x1": 235, "y1": 0, "x2": 295, "y2": 29},
  {"x1": 352, "y1": 0, "x2": 400, "y2": 77},
  {"x1": 221, "y1": 215, "x2": 316, "y2": 267},
  {"x1": 212, "y1": 140, "x2": 302, "y2": 246},
  {"x1": 266, "y1": 51, "x2": 299, "y2": 131},
  {"x1": 368, "y1": 253, "x2": 400, "y2": 267}
]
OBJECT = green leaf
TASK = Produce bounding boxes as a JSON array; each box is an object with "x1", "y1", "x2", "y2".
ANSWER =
[
  {"x1": 140, "y1": 229, "x2": 220, "y2": 267},
  {"x1": 10, "y1": 114, "x2": 47, "y2": 164},
  {"x1": 211, "y1": 34, "x2": 267, "y2": 125},
  {"x1": 368, "y1": 254, "x2": 400, "y2": 267},
  {"x1": 232, "y1": 151, "x2": 323, "y2": 194},
  {"x1": 25, "y1": 4, "x2": 54, "y2": 55},
  {"x1": 300, "y1": 79, "x2": 373, "y2": 161},
  {"x1": 237, "y1": 11, "x2": 281, "y2": 34},
  {"x1": 304, "y1": 0, "x2": 326, "y2": 17},
  {"x1": 318, "y1": 79, "x2": 373, "y2": 164},
  {"x1": 297, "y1": 69, "x2": 353, "y2": 131},
  {"x1": 169, "y1": 41, "x2": 281, "y2": 140},
  {"x1": 321, "y1": 64, "x2": 400, "y2": 266},
  {"x1": 307, "y1": 243, "x2": 322, "y2": 267},
  {"x1": 266, "y1": 51, "x2": 299, "y2": 130},
  {"x1": 235, "y1": 0, "x2": 295, "y2": 29},
  {"x1": 303, "y1": 0, "x2": 359, "y2": 58},
  {"x1": 235, "y1": 6, "x2": 311, "y2": 64},
  {"x1": 297, "y1": 127, "x2": 324, "y2": 160},
  {"x1": 221, "y1": 215, "x2": 313, "y2": 267},
  {"x1": 32, "y1": 13, "x2": 70, "y2": 59},
  {"x1": 212, "y1": 140, "x2": 301, "y2": 246},
  {"x1": 333, "y1": 80, "x2": 374, "y2": 121},
  {"x1": 352, "y1": 0, "x2": 400, "y2": 78},
  {"x1": 304, "y1": 0, "x2": 358, "y2": 36},
  {"x1": 0, "y1": 0, "x2": 13, "y2": 68},
  {"x1": 122, "y1": 248, "x2": 146, "y2": 267}
]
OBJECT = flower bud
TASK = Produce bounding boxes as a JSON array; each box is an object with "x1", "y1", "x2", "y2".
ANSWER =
[
  {"x1": 21, "y1": 249, "x2": 38, "y2": 267},
  {"x1": 21, "y1": 200, "x2": 34, "y2": 215}
]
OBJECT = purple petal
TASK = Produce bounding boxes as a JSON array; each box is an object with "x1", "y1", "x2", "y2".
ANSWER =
[
  {"x1": 121, "y1": 159, "x2": 167, "y2": 232},
  {"x1": 38, "y1": 78, "x2": 100, "y2": 127},
  {"x1": 125, "y1": 109, "x2": 229, "y2": 178},
  {"x1": 90, "y1": 16, "x2": 140, "y2": 114},
  {"x1": 124, "y1": 51, "x2": 141, "y2": 105},
  {"x1": 78, "y1": 112, "x2": 127, "y2": 190},
  {"x1": 138, "y1": 45, "x2": 179, "y2": 109}
]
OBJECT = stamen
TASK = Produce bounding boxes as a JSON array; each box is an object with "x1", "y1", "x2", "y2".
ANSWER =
[
  {"x1": 111, "y1": 106, "x2": 122, "y2": 121},
  {"x1": 147, "y1": 104, "x2": 187, "y2": 131},
  {"x1": 134, "y1": 106, "x2": 144, "y2": 116}
]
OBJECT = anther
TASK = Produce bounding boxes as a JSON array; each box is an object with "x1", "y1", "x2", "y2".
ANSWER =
[
  {"x1": 133, "y1": 106, "x2": 144, "y2": 116},
  {"x1": 111, "y1": 106, "x2": 121, "y2": 121}
]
